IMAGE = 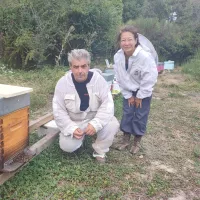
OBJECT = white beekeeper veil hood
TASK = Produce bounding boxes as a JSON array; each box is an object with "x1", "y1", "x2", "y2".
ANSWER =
[{"x1": 138, "y1": 33, "x2": 158, "y2": 65}]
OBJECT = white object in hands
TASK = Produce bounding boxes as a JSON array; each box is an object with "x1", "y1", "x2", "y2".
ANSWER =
[{"x1": 112, "y1": 77, "x2": 121, "y2": 95}]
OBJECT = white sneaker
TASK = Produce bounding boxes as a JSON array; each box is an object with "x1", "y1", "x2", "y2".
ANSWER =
[{"x1": 93, "y1": 152, "x2": 106, "y2": 163}]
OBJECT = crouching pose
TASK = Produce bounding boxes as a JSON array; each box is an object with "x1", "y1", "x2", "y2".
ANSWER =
[{"x1": 53, "y1": 49, "x2": 119, "y2": 163}]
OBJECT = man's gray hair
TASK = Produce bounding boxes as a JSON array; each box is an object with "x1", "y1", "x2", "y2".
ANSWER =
[{"x1": 68, "y1": 49, "x2": 91, "y2": 66}]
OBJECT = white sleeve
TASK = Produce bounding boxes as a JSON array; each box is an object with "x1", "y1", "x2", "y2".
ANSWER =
[
  {"x1": 53, "y1": 82, "x2": 78, "y2": 137},
  {"x1": 136, "y1": 57, "x2": 158, "y2": 99},
  {"x1": 89, "y1": 76, "x2": 115, "y2": 132},
  {"x1": 113, "y1": 63, "x2": 132, "y2": 99},
  {"x1": 119, "y1": 86, "x2": 132, "y2": 99}
]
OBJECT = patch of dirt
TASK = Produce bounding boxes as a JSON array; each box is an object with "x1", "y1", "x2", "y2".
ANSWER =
[
  {"x1": 155, "y1": 69, "x2": 200, "y2": 111},
  {"x1": 150, "y1": 160, "x2": 177, "y2": 174},
  {"x1": 12, "y1": 151, "x2": 33, "y2": 163},
  {"x1": 168, "y1": 190, "x2": 187, "y2": 200},
  {"x1": 159, "y1": 70, "x2": 186, "y2": 85},
  {"x1": 168, "y1": 189, "x2": 200, "y2": 200},
  {"x1": 153, "y1": 70, "x2": 187, "y2": 100}
]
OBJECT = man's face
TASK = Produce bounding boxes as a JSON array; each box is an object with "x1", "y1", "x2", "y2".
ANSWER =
[{"x1": 70, "y1": 58, "x2": 90, "y2": 82}]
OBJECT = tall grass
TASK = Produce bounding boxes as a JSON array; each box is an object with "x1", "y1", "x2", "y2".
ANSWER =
[
  {"x1": 182, "y1": 50, "x2": 200, "y2": 81},
  {"x1": 114, "y1": 94, "x2": 123, "y2": 120},
  {"x1": 0, "y1": 64, "x2": 67, "y2": 117}
]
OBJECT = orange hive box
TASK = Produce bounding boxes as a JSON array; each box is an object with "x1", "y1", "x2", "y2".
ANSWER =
[
  {"x1": 0, "y1": 84, "x2": 32, "y2": 170},
  {"x1": 0, "y1": 107, "x2": 29, "y2": 164}
]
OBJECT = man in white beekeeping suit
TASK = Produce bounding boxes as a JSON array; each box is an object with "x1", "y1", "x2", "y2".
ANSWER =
[{"x1": 53, "y1": 49, "x2": 119, "y2": 163}]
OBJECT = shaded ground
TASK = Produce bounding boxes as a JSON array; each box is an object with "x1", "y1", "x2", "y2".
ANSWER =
[{"x1": 0, "y1": 68, "x2": 200, "y2": 200}]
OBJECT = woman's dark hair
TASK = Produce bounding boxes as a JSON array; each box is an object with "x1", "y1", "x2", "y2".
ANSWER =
[{"x1": 116, "y1": 25, "x2": 140, "y2": 50}]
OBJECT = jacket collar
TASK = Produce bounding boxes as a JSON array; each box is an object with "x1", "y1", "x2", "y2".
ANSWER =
[
  {"x1": 132, "y1": 45, "x2": 142, "y2": 57},
  {"x1": 65, "y1": 70, "x2": 99, "y2": 87},
  {"x1": 117, "y1": 45, "x2": 142, "y2": 57}
]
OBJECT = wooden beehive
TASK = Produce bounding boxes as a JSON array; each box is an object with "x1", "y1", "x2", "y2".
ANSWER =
[
  {"x1": 0, "y1": 84, "x2": 32, "y2": 170},
  {"x1": 0, "y1": 107, "x2": 29, "y2": 164}
]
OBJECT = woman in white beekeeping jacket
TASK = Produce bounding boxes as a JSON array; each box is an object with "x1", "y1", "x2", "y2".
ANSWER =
[{"x1": 113, "y1": 25, "x2": 158, "y2": 154}]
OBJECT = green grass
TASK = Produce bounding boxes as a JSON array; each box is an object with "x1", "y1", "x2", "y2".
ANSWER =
[
  {"x1": 182, "y1": 50, "x2": 200, "y2": 81},
  {"x1": 193, "y1": 145, "x2": 200, "y2": 159},
  {"x1": 0, "y1": 141, "x2": 138, "y2": 199},
  {"x1": 114, "y1": 94, "x2": 123, "y2": 120},
  {"x1": 168, "y1": 92, "x2": 184, "y2": 98},
  {"x1": 1, "y1": 65, "x2": 200, "y2": 199},
  {"x1": 146, "y1": 174, "x2": 170, "y2": 197}
]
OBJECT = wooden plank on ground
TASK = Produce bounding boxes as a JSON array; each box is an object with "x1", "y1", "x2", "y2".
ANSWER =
[
  {"x1": 0, "y1": 172, "x2": 16, "y2": 185},
  {"x1": 0, "y1": 159, "x2": 32, "y2": 185},
  {"x1": 29, "y1": 113, "x2": 54, "y2": 133},
  {"x1": 0, "y1": 128, "x2": 60, "y2": 185},
  {"x1": 28, "y1": 128, "x2": 60, "y2": 155}
]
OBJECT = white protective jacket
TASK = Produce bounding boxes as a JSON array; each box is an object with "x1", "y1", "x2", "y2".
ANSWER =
[
  {"x1": 53, "y1": 70, "x2": 114, "y2": 137},
  {"x1": 114, "y1": 45, "x2": 158, "y2": 99}
]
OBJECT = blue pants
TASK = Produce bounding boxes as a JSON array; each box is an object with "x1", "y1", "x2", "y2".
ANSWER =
[{"x1": 120, "y1": 91, "x2": 152, "y2": 136}]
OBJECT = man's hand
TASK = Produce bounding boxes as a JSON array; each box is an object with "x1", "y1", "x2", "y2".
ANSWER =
[
  {"x1": 135, "y1": 97, "x2": 142, "y2": 108},
  {"x1": 128, "y1": 96, "x2": 135, "y2": 107},
  {"x1": 73, "y1": 128, "x2": 84, "y2": 139},
  {"x1": 85, "y1": 123, "x2": 96, "y2": 136}
]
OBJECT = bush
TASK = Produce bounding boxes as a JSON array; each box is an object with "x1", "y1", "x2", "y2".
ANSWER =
[
  {"x1": 122, "y1": 0, "x2": 144, "y2": 23},
  {"x1": 0, "y1": 0, "x2": 123, "y2": 69},
  {"x1": 182, "y1": 50, "x2": 200, "y2": 81},
  {"x1": 126, "y1": 18, "x2": 199, "y2": 64},
  {"x1": 66, "y1": 0, "x2": 123, "y2": 60}
]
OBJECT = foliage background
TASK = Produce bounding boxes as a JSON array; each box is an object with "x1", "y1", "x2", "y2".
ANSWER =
[
  {"x1": 0, "y1": 0, "x2": 200, "y2": 67},
  {"x1": 0, "y1": 1, "x2": 200, "y2": 199},
  {"x1": 0, "y1": 0, "x2": 122, "y2": 69}
]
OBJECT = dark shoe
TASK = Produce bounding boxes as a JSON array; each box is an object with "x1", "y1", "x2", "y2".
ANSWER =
[
  {"x1": 130, "y1": 136, "x2": 142, "y2": 154},
  {"x1": 93, "y1": 152, "x2": 106, "y2": 163},
  {"x1": 115, "y1": 133, "x2": 131, "y2": 151}
]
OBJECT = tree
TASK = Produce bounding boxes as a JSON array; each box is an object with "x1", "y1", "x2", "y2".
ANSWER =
[
  {"x1": 122, "y1": 0, "x2": 144, "y2": 23},
  {"x1": 141, "y1": 0, "x2": 169, "y2": 21},
  {"x1": 0, "y1": 0, "x2": 123, "y2": 69},
  {"x1": 67, "y1": 0, "x2": 123, "y2": 58},
  {"x1": 127, "y1": 17, "x2": 198, "y2": 64}
]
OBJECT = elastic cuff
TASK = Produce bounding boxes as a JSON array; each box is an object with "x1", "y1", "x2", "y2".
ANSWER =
[
  {"x1": 63, "y1": 125, "x2": 79, "y2": 138},
  {"x1": 93, "y1": 151, "x2": 106, "y2": 158}
]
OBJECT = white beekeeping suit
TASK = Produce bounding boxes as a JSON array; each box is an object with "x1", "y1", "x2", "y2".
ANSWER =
[{"x1": 138, "y1": 33, "x2": 158, "y2": 65}]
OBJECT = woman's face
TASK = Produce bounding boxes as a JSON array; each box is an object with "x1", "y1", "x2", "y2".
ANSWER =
[{"x1": 120, "y1": 31, "x2": 137, "y2": 56}]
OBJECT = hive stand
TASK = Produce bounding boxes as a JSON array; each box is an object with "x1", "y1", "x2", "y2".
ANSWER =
[
  {"x1": 0, "y1": 84, "x2": 60, "y2": 185},
  {"x1": 0, "y1": 113, "x2": 60, "y2": 185},
  {"x1": 0, "y1": 84, "x2": 33, "y2": 172}
]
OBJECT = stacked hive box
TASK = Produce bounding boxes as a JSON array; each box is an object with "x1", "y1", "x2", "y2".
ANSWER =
[
  {"x1": 164, "y1": 60, "x2": 175, "y2": 70},
  {"x1": 0, "y1": 84, "x2": 32, "y2": 170}
]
